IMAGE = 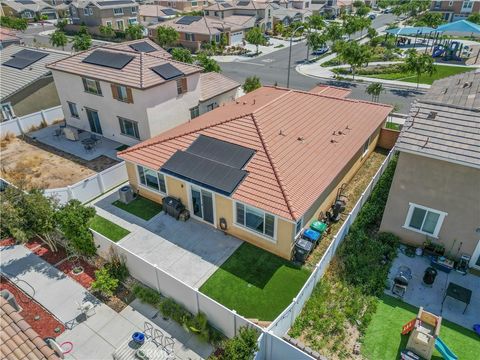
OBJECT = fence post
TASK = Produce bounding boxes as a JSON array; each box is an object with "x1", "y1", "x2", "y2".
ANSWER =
[
  {"x1": 153, "y1": 264, "x2": 161, "y2": 293},
  {"x1": 15, "y1": 117, "x2": 25, "y2": 135},
  {"x1": 265, "y1": 331, "x2": 272, "y2": 360},
  {"x1": 290, "y1": 298, "x2": 297, "y2": 327},
  {"x1": 97, "y1": 173, "x2": 106, "y2": 193},
  {"x1": 232, "y1": 310, "x2": 237, "y2": 337},
  {"x1": 67, "y1": 185, "x2": 74, "y2": 202},
  {"x1": 40, "y1": 109, "x2": 47, "y2": 124},
  {"x1": 193, "y1": 289, "x2": 200, "y2": 315}
]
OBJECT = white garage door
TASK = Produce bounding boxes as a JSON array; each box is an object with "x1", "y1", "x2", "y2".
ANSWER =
[{"x1": 230, "y1": 31, "x2": 244, "y2": 45}]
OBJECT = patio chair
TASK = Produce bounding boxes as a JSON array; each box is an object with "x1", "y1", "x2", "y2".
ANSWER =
[
  {"x1": 152, "y1": 328, "x2": 164, "y2": 347},
  {"x1": 144, "y1": 322, "x2": 154, "y2": 340},
  {"x1": 84, "y1": 144, "x2": 94, "y2": 153},
  {"x1": 53, "y1": 128, "x2": 62, "y2": 139},
  {"x1": 76, "y1": 301, "x2": 95, "y2": 318},
  {"x1": 91, "y1": 134, "x2": 102, "y2": 144},
  {"x1": 163, "y1": 336, "x2": 175, "y2": 355}
]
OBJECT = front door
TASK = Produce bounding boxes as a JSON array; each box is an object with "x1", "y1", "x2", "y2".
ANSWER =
[
  {"x1": 470, "y1": 240, "x2": 480, "y2": 270},
  {"x1": 190, "y1": 187, "x2": 214, "y2": 225},
  {"x1": 86, "y1": 108, "x2": 103, "y2": 134}
]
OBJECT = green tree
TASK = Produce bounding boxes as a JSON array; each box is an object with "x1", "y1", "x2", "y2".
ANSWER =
[
  {"x1": 0, "y1": 16, "x2": 28, "y2": 31},
  {"x1": 355, "y1": 5, "x2": 370, "y2": 17},
  {"x1": 468, "y1": 12, "x2": 480, "y2": 25},
  {"x1": 366, "y1": 82, "x2": 384, "y2": 102},
  {"x1": 242, "y1": 76, "x2": 261, "y2": 93},
  {"x1": 91, "y1": 268, "x2": 119, "y2": 297},
  {"x1": 307, "y1": 14, "x2": 324, "y2": 30},
  {"x1": 49, "y1": 30, "x2": 68, "y2": 50},
  {"x1": 171, "y1": 47, "x2": 193, "y2": 63},
  {"x1": 56, "y1": 18, "x2": 67, "y2": 32},
  {"x1": 78, "y1": 25, "x2": 88, "y2": 35},
  {"x1": 157, "y1": 25, "x2": 179, "y2": 47},
  {"x1": 125, "y1": 23, "x2": 144, "y2": 40},
  {"x1": 245, "y1": 27, "x2": 266, "y2": 54},
  {"x1": 326, "y1": 22, "x2": 344, "y2": 42},
  {"x1": 56, "y1": 200, "x2": 96, "y2": 257},
  {"x1": 99, "y1": 24, "x2": 115, "y2": 38},
  {"x1": 415, "y1": 13, "x2": 444, "y2": 27},
  {"x1": 367, "y1": 27, "x2": 378, "y2": 39},
  {"x1": 196, "y1": 52, "x2": 221, "y2": 72},
  {"x1": 213, "y1": 327, "x2": 259, "y2": 360},
  {"x1": 404, "y1": 49, "x2": 436, "y2": 88},
  {"x1": 71, "y1": 33, "x2": 92, "y2": 51},
  {"x1": 307, "y1": 32, "x2": 327, "y2": 52},
  {"x1": 338, "y1": 41, "x2": 372, "y2": 79},
  {"x1": 274, "y1": 23, "x2": 284, "y2": 36}
]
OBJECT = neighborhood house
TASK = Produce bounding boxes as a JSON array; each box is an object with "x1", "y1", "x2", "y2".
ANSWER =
[{"x1": 119, "y1": 86, "x2": 392, "y2": 259}]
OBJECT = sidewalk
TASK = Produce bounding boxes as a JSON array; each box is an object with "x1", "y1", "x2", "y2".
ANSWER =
[{"x1": 212, "y1": 38, "x2": 292, "y2": 63}]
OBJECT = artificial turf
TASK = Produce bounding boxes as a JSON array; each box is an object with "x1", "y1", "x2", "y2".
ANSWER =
[
  {"x1": 362, "y1": 295, "x2": 480, "y2": 360},
  {"x1": 364, "y1": 64, "x2": 472, "y2": 85},
  {"x1": 89, "y1": 215, "x2": 130, "y2": 242},
  {"x1": 113, "y1": 196, "x2": 162, "y2": 221},
  {"x1": 199, "y1": 243, "x2": 310, "y2": 321}
]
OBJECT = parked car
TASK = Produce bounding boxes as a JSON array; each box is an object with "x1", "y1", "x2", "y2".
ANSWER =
[
  {"x1": 312, "y1": 45, "x2": 329, "y2": 55},
  {"x1": 341, "y1": 34, "x2": 350, "y2": 42},
  {"x1": 383, "y1": 7, "x2": 392, "y2": 14},
  {"x1": 368, "y1": 13, "x2": 377, "y2": 20}
]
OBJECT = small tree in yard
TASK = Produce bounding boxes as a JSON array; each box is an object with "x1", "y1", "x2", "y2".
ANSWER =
[
  {"x1": 307, "y1": 14, "x2": 324, "y2": 31},
  {"x1": 56, "y1": 18, "x2": 67, "y2": 32},
  {"x1": 71, "y1": 32, "x2": 92, "y2": 51},
  {"x1": 99, "y1": 24, "x2": 115, "y2": 39},
  {"x1": 212, "y1": 326, "x2": 259, "y2": 360},
  {"x1": 196, "y1": 52, "x2": 221, "y2": 72},
  {"x1": 125, "y1": 23, "x2": 144, "y2": 40},
  {"x1": 468, "y1": 13, "x2": 480, "y2": 25},
  {"x1": 366, "y1": 82, "x2": 384, "y2": 102},
  {"x1": 404, "y1": 49, "x2": 436, "y2": 89},
  {"x1": 338, "y1": 41, "x2": 371, "y2": 80},
  {"x1": 91, "y1": 268, "x2": 119, "y2": 298},
  {"x1": 171, "y1": 47, "x2": 193, "y2": 63},
  {"x1": 307, "y1": 32, "x2": 327, "y2": 53},
  {"x1": 56, "y1": 200, "x2": 96, "y2": 257},
  {"x1": 49, "y1": 30, "x2": 68, "y2": 50},
  {"x1": 242, "y1": 76, "x2": 261, "y2": 93},
  {"x1": 245, "y1": 27, "x2": 266, "y2": 55},
  {"x1": 157, "y1": 26, "x2": 179, "y2": 48}
]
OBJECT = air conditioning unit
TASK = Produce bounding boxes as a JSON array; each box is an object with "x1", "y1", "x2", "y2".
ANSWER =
[{"x1": 118, "y1": 185, "x2": 134, "y2": 204}]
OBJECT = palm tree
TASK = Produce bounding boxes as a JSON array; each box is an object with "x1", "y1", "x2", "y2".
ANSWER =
[{"x1": 366, "y1": 83, "x2": 384, "y2": 102}]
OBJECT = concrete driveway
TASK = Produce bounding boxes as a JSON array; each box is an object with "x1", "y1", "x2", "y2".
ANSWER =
[{"x1": 94, "y1": 191, "x2": 242, "y2": 288}]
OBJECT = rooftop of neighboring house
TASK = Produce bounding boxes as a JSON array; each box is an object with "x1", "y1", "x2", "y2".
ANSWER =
[
  {"x1": 139, "y1": 4, "x2": 178, "y2": 18},
  {"x1": 271, "y1": 5, "x2": 312, "y2": 19},
  {"x1": 149, "y1": 15, "x2": 255, "y2": 34},
  {"x1": 205, "y1": 0, "x2": 270, "y2": 11},
  {"x1": 0, "y1": 45, "x2": 68, "y2": 101},
  {"x1": 119, "y1": 86, "x2": 392, "y2": 220},
  {"x1": 199, "y1": 72, "x2": 240, "y2": 101},
  {"x1": 309, "y1": 84, "x2": 352, "y2": 98},
  {"x1": 0, "y1": 297, "x2": 60, "y2": 360},
  {"x1": 0, "y1": 28, "x2": 21, "y2": 43},
  {"x1": 46, "y1": 39, "x2": 202, "y2": 89},
  {"x1": 70, "y1": 0, "x2": 136, "y2": 10},
  {"x1": 1, "y1": 0, "x2": 54, "y2": 12},
  {"x1": 395, "y1": 70, "x2": 480, "y2": 169}
]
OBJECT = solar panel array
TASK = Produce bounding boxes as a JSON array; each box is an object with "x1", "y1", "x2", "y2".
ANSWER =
[
  {"x1": 2, "y1": 49, "x2": 49, "y2": 70},
  {"x1": 15, "y1": 0, "x2": 35, "y2": 4},
  {"x1": 151, "y1": 63, "x2": 184, "y2": 80},
  {"x1": 82, "y1": 50, "x2": 134, "y2": 69},
  {"x1": 97, "y1": 0, "x2": 134, "y2": 6},
  {"x1": 176, "y1": 16, "x2": 202, "y2": 25},
  {"x1": 129, "y1": 41, "x2": 157, "y2": 53},
  {"x1": 221, "y1": 3, "x2": 232, "y2": 8},
  {"x1": 162, "y1": 8, "x2": 177, "y2": 16},
  {"x1": 237, "y1": 1, "x2": 250, "y2": 6}
]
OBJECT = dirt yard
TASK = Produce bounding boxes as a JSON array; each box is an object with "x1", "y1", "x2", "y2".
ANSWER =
[{"x1": 0, "y1": 136, "x2": 117, "y2": 189}]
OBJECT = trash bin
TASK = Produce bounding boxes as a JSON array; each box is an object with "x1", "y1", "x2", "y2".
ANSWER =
[
  {"x1": 310, "y1": 220, "x2": 328, "y2": 234},
  {"x1": 302, "y1": 229, "x2": 321, "y2": 247},
  {"x1": 423, "y1": 267, "x2": 438, "y2": 285},
  {"x1": 293, "y1": 238, "x2": 313, "y2": 264}
]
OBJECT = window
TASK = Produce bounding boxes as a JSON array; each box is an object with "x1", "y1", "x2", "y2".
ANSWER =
[
  {"x1": 206, "y1": 102, "x2": 217, "y2": 111},
  {"x1": 192, "y1": 1, "x2": 198, "y2": 6},
  {"x1": 176, "y1": 77, "x2": 187, "y2": 95},
  {"x1": 106, "y1": 20, "x2": 112, "y2": 27},
  {"x1": 362, "y1": 137, "x2": 370, "y2": 157},
  {"x1": 83, "y1": 7, "x2": 93, "y2": 16},
  {"x1": 128, "y1": 17, "x2": 137, "y2": 25},
  {"x1": 185, "y1": 32, "x2": 195, "y2": 41},
  {"x1": 449, "y1": 1, "x2": 454, "y2": 6},
  {"x1": 116, "y1": 19, "x2": 124, "y2": 30},
  {"x1": 111, "y1": 84, "x2": 132, "y2": 102},
  {"x1": 235, "y1": 202, "x2": 275, "y2": 238},
  {"x1": 190, "y1": 106, "x2": 200, "y2": 119},
  {"x1": 67, "y1": 102, "x2": 79, "y2": 118},
  {"x1": 205, "y1": 10, "x2": 209, "y2": 15},
  {"x1": 1, "y1": 103, "x2": 15, "y2": 120},
  {"x1": 131, "y1": 6, "x2": 137, "y2": 13},
  {"x1": 118, "y1": 117, "x2": 139, "y2": 139},
  {"x1": 295, "y1": 218, "x2": 303, "y2": 235},
  {"x1": 404, "y1": 203, "x2": 447, "y2": 237},
  {"x1": 82, "y1": 78, "x2": 102, "y2": 95},
  {"x1": 137, "y1": 165, "x2": 166, "y2": 193},
  {"x1": 113, "y1": 8, "x2": 124, "y2": 15},
  {"x1": 214, "y1": 11, "x2": 219, "y2": 17},
  {"x1": 462, "y1": 1, "x2": 473, "y2": 9},
  {"x1": 215, "y1": 34, "x2": 221, "y2": 43}
]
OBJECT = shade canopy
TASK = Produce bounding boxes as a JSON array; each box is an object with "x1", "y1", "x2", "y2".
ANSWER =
[
  {"x1": 385, "y1": 27, "x2": 441, "y2": 36},
  {"x1": 436, "y1": 20, "x2": 480, "y2": 35}
]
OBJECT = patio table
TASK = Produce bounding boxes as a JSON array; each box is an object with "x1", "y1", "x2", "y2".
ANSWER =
[
  {"x1": 441, "y1": 282, "x2": 472, "y2": 314},
  {"x1": 81, "y1": 138, "x2": 97, "y2": 146},
  {"x1": 112, "y1": 339, "x2": 170, "y2": 360}
]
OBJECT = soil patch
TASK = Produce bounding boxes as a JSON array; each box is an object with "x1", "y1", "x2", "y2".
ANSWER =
[
  {"x1": 27, "y1": 241, "x2": 68, "y2": 266},
  {"x1": 94, "y1": 283, "x2": 135, "y2": 313},
  {"x1": 57, "y1": 258, "x2": 96, "y2": 289}
]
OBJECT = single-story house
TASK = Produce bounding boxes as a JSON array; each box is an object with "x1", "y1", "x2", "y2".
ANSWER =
[
  {"x1": 380, "y1": 70, "x2": 480, "y2": 270},
  {"x1": 1, "y1": 0, "x2": 57, "y2": 20},
  {"x1": 118, "y1": 86, "x2": 392, "y2": 259}
]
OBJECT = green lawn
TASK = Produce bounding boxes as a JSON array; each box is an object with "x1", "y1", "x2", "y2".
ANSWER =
[
  {"x1": 200, "y1": 243, "x2": 310, "y2": 321},
  {"x1": 362, "y1": 295, "x2": 480, "y2": 360},
  {"x1": 113, "y1": 196, "x2": 162, "y2": 221},
  {"x1": 364, "y1": 64, "x2": 472, "y2": 85},
  {"x1": 89, "y1": 215, "x2": 130, "y2": 242}
]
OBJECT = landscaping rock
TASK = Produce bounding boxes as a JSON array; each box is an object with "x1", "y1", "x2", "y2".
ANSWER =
[{"x1": 353, "y1": 342, "x2": 361, "y2": 355}]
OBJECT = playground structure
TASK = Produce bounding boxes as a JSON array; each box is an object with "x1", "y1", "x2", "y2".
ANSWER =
[{"x1": 401, "y1": 307, "x2": 457, "y2": 360}]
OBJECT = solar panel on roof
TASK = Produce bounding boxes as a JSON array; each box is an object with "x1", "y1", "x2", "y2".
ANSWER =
[
  {"x1": 97, "y1": 0, "x2": 134, "y2": 6},
  {"x1": 129, "y1": 41, "x2": 157, "y2": 53},
  {"x1": 237, "y1": 1, "x2": 250, "y2": 6},
  {"x1": 221, "y1": 3, "x2": 232, "y2": 8},
  {"x1": 151, "y1": 63, "x2": 184, "y2": 80},
  {"x1": 176, "y1": 16, "x2": 202, "y2": 25},
  {"x1": 187, "y1": 135, "x2": 254, "y2": 169},
  {"x1": 162, "y1": 8, "x2": 177, "y2": 16},
  {"x1": 2, "y1": 49, "x2": 48, "y2": 70},
  {"x1": 15, "y1": 0, "x2": 35, "y2": 4},
  {"x1": 161, "y1": 151, "x2": 248, "y2": 195},
  {"x1": 82, "y1": 50, "x2": 134, "y2": 69}
]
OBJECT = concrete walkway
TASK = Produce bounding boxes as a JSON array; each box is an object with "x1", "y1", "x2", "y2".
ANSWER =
[{"x1": 212, "y1": 38, "x2": 294, "y2": 63}]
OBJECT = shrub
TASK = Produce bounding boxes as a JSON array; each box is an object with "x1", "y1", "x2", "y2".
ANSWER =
[
  {"x1": 212, "y1": 326, "x2": 259, "y2": 360},
  {"x1": 92, "y1": 268, "x2": 119, "y2": 297},
  {"x1": 158, "y1": 297, "x2": 191, "y2": 324},
  {"x1": 132, "y1": 284, "x2": 162, "y2": 306},
  {"x1": 106, "y1": 248, "x2": 129, "y2": 282}
]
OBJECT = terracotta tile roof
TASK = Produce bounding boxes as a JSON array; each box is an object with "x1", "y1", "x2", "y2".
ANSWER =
[
  {"x1": 200, "y1": 72, "x2": 240, "y2": 101},
  {"x1": 0, "y1": 29, "x2": 21, "y2": 42},
  {"x1": 149, "y1": 15, "x2": 254, "y2": 34},
  {"x1": 139, "y1": 4, "x2": 177, "y2": 18},
  {"x1": 205, "y1": 1, "x2": 270, "y2": 11},
  {"x1": 46, "y1": 40, "x2": 202, "y2": 89},
  {"x1": 0, "y1": 298, "x2": 60, "y2": 360},
  {"x1": 309, "y1": 84, "x2": 352, "y2": 98},
  {"x1": 104, "y1": 38, "x2": 172, "y2": 59},
  {"x1": 119, "y1": 86, "x2": 392, "y2": 220}
]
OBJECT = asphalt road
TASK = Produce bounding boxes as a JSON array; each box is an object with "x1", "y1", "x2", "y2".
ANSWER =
[{"x1": 220, "y1": 13, "x2": 422, "y2": 113}]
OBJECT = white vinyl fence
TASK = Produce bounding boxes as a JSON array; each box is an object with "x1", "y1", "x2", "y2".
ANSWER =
[
  {"x1": 44, "y1": 162, "x2": 128, "y2": 205},
  {"x1": 267, "y1": 149, "x2": 396, "y2": 338},
  {"x1": 0, "y1": 106, "x2": 64, "y2": 136}
]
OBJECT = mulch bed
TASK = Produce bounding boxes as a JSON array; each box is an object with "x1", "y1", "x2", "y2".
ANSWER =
[
  {"x1": 26, "y1": 240, "x2": 68, "y2": 266},
  {"x1": 57, "y1": 258, "x2": 97, "y2": 290},
  {"x1": 94, "y1": 284, "x2": 135, "y2": 313},
  {"x1": 0, "y1": 277, "x2": 65, "y2": 338},
  {"x1": 0, "y1": 238, "x2": 16, "y2": 246}
]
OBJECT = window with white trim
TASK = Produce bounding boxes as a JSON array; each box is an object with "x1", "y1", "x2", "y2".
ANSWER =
[
  {"x1": 114, "y1": 8, "x2": 124, "y2": 15},
  {"x1": 404, "y1": 203, "x2": 446, "y2": 237},
  {"x1": 137, "y1": 165, "x2": 166, "y2": 193},
  {"x1": 82, "y1": 77, "x2": 102, "y2": 95},
  {"x1": 128, "y1": 17, "x2": 137, "y2": 25},
  {"x1": 235, "y1": 202, "x2": 275, "y2": 238},
  {"x1": 131, "y1": 6, "x2": 137, "y2": 13},
  {"x1": 190, "y1": 106, "x2": 200, "y2": 119},
  {"x1": 362, "y1": 137, "x2": 370, "y2": 157},
  {"x1": 67, "y1": 101, "x2": 79, "y2": 118},
  {"x1": 1, "y1": 103, "x2": 15, "y2": 120},
  {"x1": 116, "y1": 19, "x2": 124, "y2": 30},
  {"x1": 118, "y1": 117, "x2": 139, "y2": 139},
  {"x1": 295, "y1": 218, "x2": 303, "y2": 235},
  {"x1": 106, "y1": 21, "x2": 112, "y2": 27}
]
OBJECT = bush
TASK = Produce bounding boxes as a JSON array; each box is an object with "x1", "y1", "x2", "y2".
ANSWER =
[
  {"x1": 132, "y1": 284, "x2": 162, "y2": 305},
  {"x1": 212, "y1": 326, "x2": 259, "y2": 360},
  {"x1": 106, "y1": 248, "x2": 129, "y2": 282},
  {"x1": 92, "y1": 268, "x2": 119, "y2": 297}
]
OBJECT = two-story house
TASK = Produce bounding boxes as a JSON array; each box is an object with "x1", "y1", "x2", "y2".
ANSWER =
[
  {"x1": 46, "y1": 39, "x2": 240, "y2": 145},
  {"x1": 68, "y1": 0, "x2": 139, "y2": 34},
  {"x1": 430, "y1": 0, "x2": 480, "y2": 22},
  {"x1": 155, "y1": 0, "x2": 210, "y2": 13},
  {"x1": 380, "y1": 70, "x2": 480, "y2": 270},
  {"x1": 1, "y1": 0, "x2": 58, "y2": 20}
]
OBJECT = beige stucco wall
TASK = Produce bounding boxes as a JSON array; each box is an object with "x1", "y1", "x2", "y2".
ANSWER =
[{"x1": 380, "y1": 152, "x2": 480, "y2": 258}]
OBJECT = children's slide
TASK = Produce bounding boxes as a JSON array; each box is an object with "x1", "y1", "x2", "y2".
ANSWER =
[{"x1": 435, "y1": 337, "x2": 458, "y2": 360}]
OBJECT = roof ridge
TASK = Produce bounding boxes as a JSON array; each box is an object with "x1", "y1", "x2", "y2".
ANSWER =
[
  {"x1": 250, "y1": 113, "x2": 297, "y2": 220},
  {"x1": 140, "y1": 52, "x2": 144, "y2": 88},
  {"x1": 119, "y1": 112, "x2": 256, "y2": 156},
  {"x1": 144, "y1": 52, "x2": 204, "y2": 71}
]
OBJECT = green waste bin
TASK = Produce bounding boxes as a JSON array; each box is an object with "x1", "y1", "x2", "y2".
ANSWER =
[{"x1": 310, "y1": 221, "x2": 327, "y2": 234}]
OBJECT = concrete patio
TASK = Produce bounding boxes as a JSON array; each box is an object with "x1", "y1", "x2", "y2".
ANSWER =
[
  {"x1": 28, "y1": 124, "x2": 124, "y2": 161},
  {"x1": 93, "y1": 190, "x2": 243, "y2": 288},
  {"x1": 386, "y1": 250, "x2": 480, "y2": 330}
]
